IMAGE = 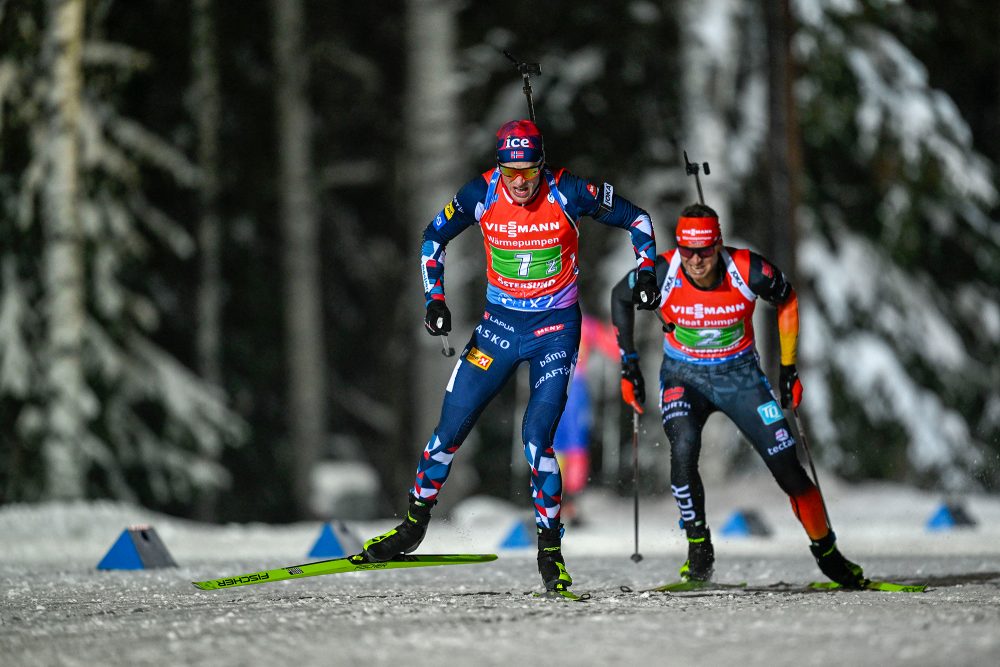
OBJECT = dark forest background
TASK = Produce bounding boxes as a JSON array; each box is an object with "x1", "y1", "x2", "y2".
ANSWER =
[{"x1": 1, "y1": 0, "x2": 997, "y2": 523}]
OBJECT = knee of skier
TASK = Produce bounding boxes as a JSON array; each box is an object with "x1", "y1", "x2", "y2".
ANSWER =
[
  {"x1": 432, "y1": 411, "x2": 479, "y2": 450},
  {"x1": 668, "y1": 431, "x2": 701, "y2": 466},
  {"x1": 521, "y1": 401, "x2": 562, "y2": 450},
  {"x1": 772, "y1": 463, "x2": 813, "y2": 497}
]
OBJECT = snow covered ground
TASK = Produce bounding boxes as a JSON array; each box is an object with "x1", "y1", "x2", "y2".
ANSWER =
[{"x1": 2, "y1": 474, "x2": 1000, "y2": 666}]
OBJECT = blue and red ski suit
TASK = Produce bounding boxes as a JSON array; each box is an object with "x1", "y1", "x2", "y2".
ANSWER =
[{"x1": 413, "y1": 166, "x2": 656, "y2": 529}]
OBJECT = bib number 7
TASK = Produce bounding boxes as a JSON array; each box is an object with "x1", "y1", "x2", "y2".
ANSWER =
[
  {"x1": 515, "y1": 253, "x2": 532, "y2": 277},
  {"x1": 489, "y1": 244, "x2": 562, "y2": 281}
]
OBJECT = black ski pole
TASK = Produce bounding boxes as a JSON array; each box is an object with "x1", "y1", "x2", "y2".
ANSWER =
[
  {"x1": 630, "y1": 409, "x2": 643, "y2": 563},
  {"x1": 503, "y1": 50, "x2": 541, "y2": 122},
  {"x1": 683, "y1": 150, "x2": 711, "y2": 206},
  {"x1": 652, "y1": 308, "x2": 675, "y2": 334},
  {"x1": 440, "y1": 335, "x2": 455, "y2": 357},
  {"x1": 792, "y1": 406, "x2": 832, "y2": 529},
  {"x1": 428, "y1": 309, "x2": 455, "y2": 356}
]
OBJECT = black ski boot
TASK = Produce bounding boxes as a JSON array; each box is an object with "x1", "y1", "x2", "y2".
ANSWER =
[
  {"x1": 537, "y1": 525, "x2": 573, "y2": 591},
  {"x1": 810, "y1": 532, "x2": 868, "y2": 589},
  {"x1": 679, "y1": 526, "x2": 714, "y2": 582},
  {"x1": 363, "y1": 495, "x2": 435, "y2": 562}
]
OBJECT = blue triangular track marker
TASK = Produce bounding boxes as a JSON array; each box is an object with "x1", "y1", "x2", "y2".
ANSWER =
[
  {"x1": 97, "y1": 529, "x2": 145, "y2": 570},
  {"x1": 926, "y1": 502, "x2": 976, "y2": 531},
  {"x1": 308, "y1": 521, "x2": 362, "y2": 558},
  {"x1": 97, "y1": 525, "x2": 177, "y2": 570},
  {"x1": 309, "y1": 524, "x2": 345, "y2": 558},
  {"x1": 720, "y1": 512, "x2": 751, "y2": 537},
  {"x1": 719, "y1": 509, "x2": 771, "y2": 538},
  {"x1": 499, "y1": 519, "x2": 534, "y2": 549}
]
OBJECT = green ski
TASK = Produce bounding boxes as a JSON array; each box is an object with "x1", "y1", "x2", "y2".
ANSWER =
[
  {"x1": 646, "y1": 579, "x2": 924, "y2": 594},
  {"x1": 808, "y1": 580, "x2": 927, "y2": 593},
  {"x1": 192, "y1": 553, "x2": 497, "y2": 591},
  {"x1": 651, "y1": 580, "x2": 748, "y2": 593}
]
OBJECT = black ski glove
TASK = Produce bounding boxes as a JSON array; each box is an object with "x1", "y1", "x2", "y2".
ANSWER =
[
  {"x1": 424, "y1": 300, "x2": 451, "y2": 336},
  {"x1": 779, "y1": 364, "x2": 803, "y2": 409},
  {"x1": 620, "y1": 357, "x2": 645, "y2": 414},
  {"x1": 633, "y1": 270, "x2": 661, "y2": 311}
]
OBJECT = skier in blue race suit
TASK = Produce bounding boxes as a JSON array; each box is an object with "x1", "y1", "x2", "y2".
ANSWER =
[{"x1": 363, "y1": 120, "x2": 661, "y2": 593}]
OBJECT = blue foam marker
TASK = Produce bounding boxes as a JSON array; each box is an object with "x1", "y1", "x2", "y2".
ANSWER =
[
  {"x1": 926, "y1": 503, "x2": 976, "y2": 531},
  {"x1": 97, "y1": 529, "x2": 145, "y2": 570},
  {"x1": 720, "y1": 512, "x2": 752, "y2": 537},
  {"x1": 308, "y1": 521, "x2": 363, "y2": 558},
  {"x1": 719, "y1": 509, "x2": 772, "y2": 538},
  {"x1": 97, "y1": 525, "x2": 177, "y2": 570},
  {"x1": 309, "y1": 523, "x2": 346, "y2": 558},
  {"x1": 499, "y1": 519, "x2": 534, "y2": 549}
]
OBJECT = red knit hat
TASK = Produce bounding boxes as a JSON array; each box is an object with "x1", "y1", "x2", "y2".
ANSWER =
[
  {"x1": 496, "y1": 120, "x2": 544, "y2": 164},
  {"x1": 676, "y1": 215, "x2": 721, "y2": 248}
]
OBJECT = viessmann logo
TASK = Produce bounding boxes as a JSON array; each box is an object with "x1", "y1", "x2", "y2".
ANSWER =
[
  {"x1": 483, "y1": 221, "x2": 560, "y2": 238},
  {"x1": 669, "y1": 303, "x2": 746, "y2": 319}
]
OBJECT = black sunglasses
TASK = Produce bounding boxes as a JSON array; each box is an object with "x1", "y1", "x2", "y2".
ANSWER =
[{"x1": 677, "y1": 245, "x2": 718, "y2": 259}]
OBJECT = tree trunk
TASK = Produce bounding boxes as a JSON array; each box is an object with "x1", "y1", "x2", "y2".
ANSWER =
[
  {"x1": 41, "y1": 0, "x2": 88, "y2": 500},
  {"x1": 273, "y1": 0, "x2": 326, "y2": 518},
  {"x1": 192, "y1": 0, "x2": 223, "y2": 389},
  {"x1": 762, "y1": 0, "x2": 801, "y2": 377},
  {"x1": 192, "y1": 0, "x2": 223, "y2": 520},
  {"x1": 379, "y1": 0, "x2": 468, "y2": 506}
]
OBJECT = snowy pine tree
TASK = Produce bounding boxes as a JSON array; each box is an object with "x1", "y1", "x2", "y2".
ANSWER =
[
  {"x1": 791, "y1": 0, "x2": 999, "y2": 488},
  {"x1": 0, "y1": 2, "x2": 245, "y2": 506}
]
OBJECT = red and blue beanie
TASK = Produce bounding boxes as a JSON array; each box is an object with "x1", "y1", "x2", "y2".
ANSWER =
[{"x1": 496, "y1": 120, "x2": 544, "y2": 164}]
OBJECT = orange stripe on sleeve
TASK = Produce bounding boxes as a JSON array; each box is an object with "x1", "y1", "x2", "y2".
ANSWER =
[{"x1": 777, "y1": 288, "x2": 799, "y2": 366}]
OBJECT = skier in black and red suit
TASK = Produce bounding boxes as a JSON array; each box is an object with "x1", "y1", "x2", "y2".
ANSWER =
[{"x1": 611, "y1": 203, "x2": 868, "y2": 588}]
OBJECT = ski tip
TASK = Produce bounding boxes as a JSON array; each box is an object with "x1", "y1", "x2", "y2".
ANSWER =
[
  {"x1": 867, "y1": 581, "x2": 928, "y2": 593},
  {"x1": 808, "y1": 580, "x2": 927, "y2": 593},
  {"x1": 651, "y1": 581, "x2": 697, "y2": 592},
  {"x1": 808, "y1": 581, "x2": 840, "y2": 590},
  {"x1": 533, "y1": 587, "x2": 589, "y2": 602},
  {"x1": 472, "y1": 553, "x2": 499, "y2": 563},
  {"x1": 192, "y1": 581, "x2": 217, "y2": 591}
]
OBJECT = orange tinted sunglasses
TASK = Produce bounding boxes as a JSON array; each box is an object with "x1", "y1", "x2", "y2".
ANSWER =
[{"x1": 497, "y1": 162, "x2": 543, "y2": 180}]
